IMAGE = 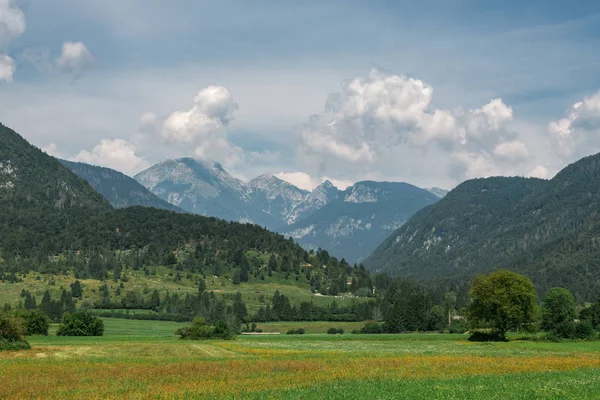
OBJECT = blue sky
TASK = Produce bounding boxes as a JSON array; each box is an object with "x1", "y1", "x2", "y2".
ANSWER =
[{"x1": 2, "y1": 0, "x2": 600, "y2": 189}]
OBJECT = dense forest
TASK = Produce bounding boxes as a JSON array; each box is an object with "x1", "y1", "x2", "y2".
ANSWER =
[{"x1": 367, "y1": 154, "x2": 600, "y2": 301}]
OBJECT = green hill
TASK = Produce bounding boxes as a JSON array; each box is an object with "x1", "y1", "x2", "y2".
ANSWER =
[
  {"x1": 0, "y1": 123, "x2": 374, "y2": 316},
  {"x1": 0, "y1": 123, "x2": 112, "y2": 255},
  {"x1": 366, "y1": 154, "x2": 600, "y2": 300}
]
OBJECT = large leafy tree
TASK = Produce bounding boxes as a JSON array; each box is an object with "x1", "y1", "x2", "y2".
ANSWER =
[
  {"x1": 467, "y1": 270, "x2": 539, "y2": 339},
  {"x1": 541, "y1": 288, "x2": 576, "y2": 331}
]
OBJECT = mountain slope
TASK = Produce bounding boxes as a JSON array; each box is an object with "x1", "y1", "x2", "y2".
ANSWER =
[
  {"x1": 0, "y1": 123, "x2": 112, "y2": 255},
  {"x1": 286, "y1": 180, "x2": 341, "y2": 224},
  {"x1": 135, "y1": 159, "x2": 332, "y2": 230},
  {"x1": 284, "y1": 181, "x2": 439, "y2": 264},
  {"x1": 248, "y1": 174, "x2": 309, "y2": 224},
  {"x1": 365, "y1": 154, "x2": 600, "y2": 299},
  {"x1": 134, "y1": 158, "x2": 280, "y2": 228},
  {"x1": 61, "y1": 160, "x2": 183, "y2": 212}
]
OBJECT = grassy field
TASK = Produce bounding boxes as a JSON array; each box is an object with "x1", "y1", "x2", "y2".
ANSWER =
[
  {"x1": 1, "y1": 318, "x2": 600, "y2": 399},
  {"x1": 0, "y1": 268, "x2": 365, "y2": 313}
]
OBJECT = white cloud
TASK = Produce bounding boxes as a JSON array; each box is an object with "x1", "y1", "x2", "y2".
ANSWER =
[
  {"x1": 72, "y1": 139, "x2": 149, "y2": 176},
  {"x1": 0, "y1": 0, "x2": 25, "y2": 49},
  {"x1": 298, "y1": 70, "x2": 530, "y2": 184},
  {"x1": 140, "y1": 85, "x2": 243, "y2": 169},
  {"x1": 0, "y1": 0, "x2": 25, "y2": 82},
  {"x1": 0, "y1": 53, "x2": 14, "y2": 82},
  {"x1": 493, "y1": 140, "x2": 528, "y2": 160},
  {"x1": 528, "y1": 165, "x2": 552, "y2": 179},
  {"x1": 548, "y1": 91, "x2": 600, "y2": 161},
  {"x1": 57, "y1": 41, "x2": 93, "y2": 77},
  {"x1": 42, "y1": 143, "x2": 61, "y2": 157}
]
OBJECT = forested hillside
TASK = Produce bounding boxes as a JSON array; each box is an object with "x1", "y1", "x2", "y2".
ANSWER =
[
  {"x1": 0, "y1": 124, "x2": 373, "y2": 300},
  {"x1": 61, "y1": 160, "x2": 182, "y2": 212},
  {"x1": 0, "y1": 123, "x2": 112, "y2": 256},
  {"x1": 366, "y1": 154, "x2": 600, "y2": 300}
]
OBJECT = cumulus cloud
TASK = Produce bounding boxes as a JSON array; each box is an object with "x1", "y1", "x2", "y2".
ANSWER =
[
  {"x1": 141, "y1": 85, "x2": 243, "y2": 169},
  {"x1": 528, "y1": 165, "x2": 551, "y2": 179},
  {"x1": 492, "y1": 140, "x2": 528, "y2": 160},
  {"x1": 297, "y1": 69, "x2": 530, "y2": 184},
  {"x1": 548, "y1": 91, "x2": 600, "y2": 161},
  {"x1": 72, "y1": 139, "x2": 149, "y2": 176},
  {"x1": 41, "y1": 143, "x2": 61, "y2": 158},
  {"x1": 0, "y1": 53, "x2": 14, "y2": 82},
  {"x1": 0, "y1": 0, "x2": 25, "y2": 83},
  {"x1": 57, "y1": 41, "x2": 94, "y2": 77},
  {"x1": 0, "y1": 0, "x2": 25, "y2": 49}
]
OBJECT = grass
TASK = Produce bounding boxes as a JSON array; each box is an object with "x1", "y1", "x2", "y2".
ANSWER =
[
  {"x1": 2, "y1": 318, "x2": 600, "y2": 399},
  {"x1": 0, "y1": 268, "x2": 365, "y2": 313}
]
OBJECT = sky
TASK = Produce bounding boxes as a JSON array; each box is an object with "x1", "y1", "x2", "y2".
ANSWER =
[{"x1": 2, "y1": 0, "x2": 600, "y2": 191}]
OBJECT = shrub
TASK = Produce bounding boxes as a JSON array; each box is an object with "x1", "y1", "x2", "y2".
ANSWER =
[
  {"x1": 337, "y1": 328, "x2": 344, "y2": 334},
  {"x1": 327, "y1": 328, "x2": 338, "y2": 334},
  {"x1": 351, "y1": 329, "x2": 360, "y2": 334},
  {"x1": 360, "y1": 321, "x2": 383, "y2": 334},
  {"x1": 445, "y1": 319, "x2": 469, "y2": 334},
  {"x1": 0, "y1": 313, "x2": 30, "y2": 351},
  {"x1": 15, "y1": 309, "x2": 50, "y2": 336},
  {"x1": 468, "y1": 330, "x2": 507, "y2": 342},
  {"x1": 286, "y1": 328, "x2": 306, "y2": 335},
  {"x1": 57, "y1": 312, "x2": 104, "y2": 336},
  {"x1": 574, "y1": 320, "x2": 596, "y2": 340},
  {"x1": 177, "y1": 318, "x2": 235, "y2": 340}
]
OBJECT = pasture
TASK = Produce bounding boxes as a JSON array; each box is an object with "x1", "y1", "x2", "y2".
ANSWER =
[{"x1": 1, "y1": 318, "x2": 600, "y2": 399}]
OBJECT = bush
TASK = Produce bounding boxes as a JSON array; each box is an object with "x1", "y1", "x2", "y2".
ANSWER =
[
  {"x1": 0, "y1": 339, "x2": 31, "y2": 351},
  {"x1": 337, "y1": 328, "x2": 344, "y2": 334},
  {"x1": 286, "y1": 328, "x2": 305, "y2": 335},
  {"x1": 549, "y1": 320, "x2": 597, "y2": 340},
  {"x1": 177, "y1": 318, "x2": 235, "y2": 340},
  {"x1": 468, "y1": 330, "x2": 507, "y2": 342},
  {"x1": 574, "y1": 320, "x2": 597, "y2": 340},
  {"x1": 446, "y1": 319, "x2": 469, "y2": 334},
  {"x1": 15, "y1": 309, "x2": 50, "y2": 336},
  {"x1": 360, "y1": 321, "x2": 383, "y2": 334},
  {"x1": 327, "y1": 328, "x2": 338, "y2": 334},
  {"x1": 0, "y1": 313, "x2": 30, "y2": 351},
  {"x1": 57, "y1": 312, "x2": 104, "y2": 336}
]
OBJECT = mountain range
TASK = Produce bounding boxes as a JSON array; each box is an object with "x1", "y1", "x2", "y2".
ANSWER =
[
  {"x1": 131, "y1": 157, "x2": 442, "y2": 263},
  {"x1": 60, "y1": 160, "x2": 182, "y2": 212},
  {"x1": 365, "y1": 153, "x2": 600, "y2": 300}
]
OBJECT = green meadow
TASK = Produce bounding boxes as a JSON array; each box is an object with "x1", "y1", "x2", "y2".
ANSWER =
[{"x1": 1, "y1": 318, "x2": 600, "y2": 399}]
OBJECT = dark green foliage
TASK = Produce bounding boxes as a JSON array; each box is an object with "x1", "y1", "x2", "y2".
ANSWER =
[
  {"x1": 0, "y1": 123, "x2": 111, "y2": 257},
  {"x1": 286, "y1": 328, "x2": 305, "y2": 335},
  {"x1": 360, "y1": 321, "x2": 383, "y2": 334},
  {"x1": 366, "y1": 156, "x2": 600, "y2": 301},
  {"x1": 548, "y1": 320, "x2": 596, "y2": 340},
  {"x1": 70, "y1": 280, "x2": 83, "y2": 298},
  {"x1": 40, "y1": 289, "x2": 76, "y2": 322},
  {"x1": 0, "y1": 312, "x2": 30, "y2": 350},
  {"x1": 14, "y1": 309, "x2": 50, "y2": 335},
  {"x1": 57, "y1": 312, "x2": 105, "y2": 336},
  {"x1": 467, "y1": 270, "x2": 539, "y2": 340},
  {"x1": 468, "y1": 330, "x2": 507, "y2": 342},
  {"x1": 327, "y1": 327, "x2": 344, "y2": 334},
  {"x1": 176, "y1": 318, "x2": 235, "y2": 340},
  {"x1": 445, "y1": 319, "x2": 469, "y2": 334},
  {"x1": 541, "y1": 288, "x2": 576, "y2": 331}
]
